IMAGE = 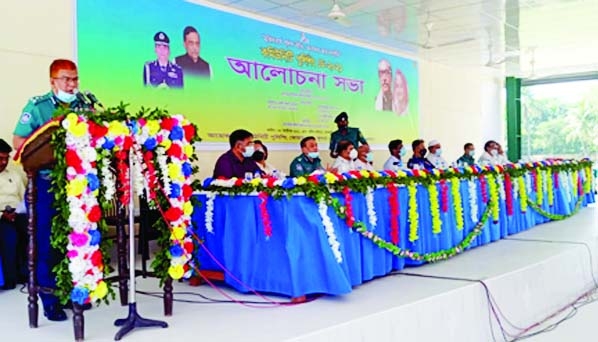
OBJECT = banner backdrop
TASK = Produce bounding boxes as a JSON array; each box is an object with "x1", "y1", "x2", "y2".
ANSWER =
[{"x1": 77, "y1": 0, "x2": 419, "y2": 146}]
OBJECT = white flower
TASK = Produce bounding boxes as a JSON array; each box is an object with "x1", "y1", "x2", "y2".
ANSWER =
[
  {"x1": 205, "y1": 192, "x2": 216, "y2": 234},
  {"x1": 497, "y1": 174, "x2": 506, "y2": 201},
  {"x1": 318, "y1": 200, "x2": 343, "y2": 263},
  {"x1": 468, "y1": 180, "x2": 479, "y2": 223},
  {"x1": 365, "y1": 187, "x2": 377, "y2": 229}
]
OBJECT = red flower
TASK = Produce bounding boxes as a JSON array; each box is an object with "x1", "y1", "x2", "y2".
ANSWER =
[
  {"x1": 183, "y1": 241, "x2": 194, "y2": 254},
  {"x1": 349, "y1": 170, "x2": 362, "y2": 179},
  {"x1": 65, "y1": 150, "x2": 82, "y2": 167},
  {"x1": 90, "y1": 250, "x2": 103, "y2": 267},
  {"x1": 307, "y1": 175, "x2": 319, "y2": 184},
  {"x1": 123, "y1": 136, "x2": 133, "y2": 151},
  {"x1": 504, "y1": 173, "x2": 514, "y2": 216},
  {"x1": 183, "y1": 125, "x2": 196, "y2": 142},
  {"x1": 412, "y1": 170, "x2": 420, "y2": 177},
  {"x1": 167, "y1": 144, "x2": 183, "y2": 158},
  {"x1": 87, "y1": 205, "x2": 102, "y2": 223},
  {"x1": 144, "y1": 151, "x2": 154, "y2": 161},
  {"x1": 115, "y1": 150, "x2": 127, "y2": 161},
  {"x1": 88, "y1": 122, "x2": 108, "y2": 139},
  {"x1": 164, "y1": 207, "x2": 183, "y2": 222},
  {"x1": 266, "y1": 177, "x2": 276, "y2": 188},
  {"x1": 182, "y1": 184, "x2": 193, "y2": 199},
  {"x1": 386, "y1": 183, "x2": 400, "y2": 244},
  {"x1": 234, "y1": 178, "x2": 243, "y2": 187},
  {"x1": 161, "y1": 118, "x2": 176, "y2": 131},
  {"x1": 386, "y1": 170, "x2": 397, "y2": 178}
]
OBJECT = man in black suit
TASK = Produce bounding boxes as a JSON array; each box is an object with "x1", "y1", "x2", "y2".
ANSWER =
[{"x1": 175, "y1": 26, "x2": 211, "y2": 79}]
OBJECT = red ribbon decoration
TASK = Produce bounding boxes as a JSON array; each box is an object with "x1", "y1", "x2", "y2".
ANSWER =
[
  {"x1": 258, "y1": 191, "x2": 273, "y2": 238},
  {"x1": 386, "y1": 183, "x2": 400, "y2": 244},
  {"x1": 342, "y1": 186, "x2": 355, "y2": 228},
  {"x1": 504, "y1": 173, "x2": 514, "y2": 216}
]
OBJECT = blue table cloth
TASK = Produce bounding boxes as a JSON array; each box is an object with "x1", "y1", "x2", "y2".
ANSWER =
[{"x1": 192, "y1": 176, "x2": 595, "y2": 298}]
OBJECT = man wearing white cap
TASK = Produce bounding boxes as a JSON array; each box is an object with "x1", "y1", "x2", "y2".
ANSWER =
[{"x1": 427, "y1": 140, "x2": 449, "y2": 169}]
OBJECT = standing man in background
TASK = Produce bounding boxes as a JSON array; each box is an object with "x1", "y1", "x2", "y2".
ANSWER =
[
  {"x1": 329, "y1": 112, "x2": 367, "y2": 158},
  {"x1": 13, "y1": 59, "x2": 91, "y2": 321},
  {"x1": 175, "y1": 26, "x2": 211, "y2": 78}
]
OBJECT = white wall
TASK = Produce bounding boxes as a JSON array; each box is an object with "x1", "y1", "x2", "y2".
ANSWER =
[{"x1": 0, "y1": 0, "x2": 504, "y2": 179}]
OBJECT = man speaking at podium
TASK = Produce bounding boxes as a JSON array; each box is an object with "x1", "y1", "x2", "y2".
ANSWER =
[{"x1": 13, "y1": 59, "x2": 91, "y2": 322}]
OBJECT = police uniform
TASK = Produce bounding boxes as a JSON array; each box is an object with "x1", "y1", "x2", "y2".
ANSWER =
[
  {"x1": 329, "y1": 112, "x2": 367, "y2": 155},
  {"x1": 143, "y1": 32, "x2": 184, "y2": 88},
  {"x1": 14, "y1": 92, "x2": 89, "y2": 319},
  {"x1": 289, "y1": 154, "x2": 323, "y2": 177}
]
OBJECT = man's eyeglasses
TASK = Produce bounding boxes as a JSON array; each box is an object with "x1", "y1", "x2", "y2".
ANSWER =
[{"x1": 53, "y1": 76, "x2": 79, "y2": 83}]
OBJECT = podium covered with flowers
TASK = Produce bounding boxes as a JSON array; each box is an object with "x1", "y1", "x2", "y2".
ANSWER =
[{"x1": 14, "y1": 105, "x2": 200, "y2": 341}]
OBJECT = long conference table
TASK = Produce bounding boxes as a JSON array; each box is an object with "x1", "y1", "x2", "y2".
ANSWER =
[{"x1": 191, "y1": 163, "x2": 595, "y2": 298}]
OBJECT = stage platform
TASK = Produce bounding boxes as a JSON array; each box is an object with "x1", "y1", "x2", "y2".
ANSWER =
[{"x1": 1, "y1": 205, "x2": 597, "y2": 342}]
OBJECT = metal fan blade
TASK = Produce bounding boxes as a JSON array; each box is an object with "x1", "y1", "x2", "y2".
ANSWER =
[{"x1": 434, "y1": 37, "x2": 476, "y2": 48}]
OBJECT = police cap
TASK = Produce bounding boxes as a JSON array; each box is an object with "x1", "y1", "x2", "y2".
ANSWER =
[
  {"x1": 334, "y1": 111, "x2": 348, "y2": 123},
  {"x1": 154, "y1": 31, "x2": 170, "y2": 46}
]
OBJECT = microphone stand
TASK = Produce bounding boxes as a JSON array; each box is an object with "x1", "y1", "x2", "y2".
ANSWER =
[{"x1": 114, "y1": 149, "x2": 168, "y2": 340}]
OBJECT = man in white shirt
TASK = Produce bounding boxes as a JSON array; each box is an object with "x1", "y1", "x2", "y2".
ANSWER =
[
  {"x1": 478, "y1": 140, "x2": 503, "y2": 166},
  {"x1": 383, "y1": 139, "x2": 406, "y2": 171},
  {"x1": 427, "y1": 139, "x2": 449, "y2": 169},
  {"x1": 355, "y1": 144, "x2": 375, "y2": 171},
  {"x1": 0, "y1": 139, "x2": 27, "y2": 289}
]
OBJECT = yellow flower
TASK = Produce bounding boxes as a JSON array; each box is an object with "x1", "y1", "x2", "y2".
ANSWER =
[
  {"x1": 161, "y1": 138, "x2": 172, "y2": 150},
  {"x1": 184, "y1": 144, "x2": 194, "y2": 158},
  {"x1": 108, "y1": 121, "x2": 128, "y2": 136},
  {"x1": 91, "y1": 281, "x2": 108, "y2": 300},
  {"x1": 67, "y1": 178, "x2": 87, "y2": 197},
  {"x1": 250, "y1": 178, "x2": 262, "y2": 186},
  {"x1": 396, "y1": 171, "x2": 407, "y2": 178},
  {"x1": 295, "y1": 176, "x2": 306, "y2": 185},
  {"x1": 360, "y1": 170, "x2": 370, "y2": 178},
  {"x1": 66, "y1": 113, "x2": 79, "y2": 126},
  {"x1": 168, "y1": 265, "x2": 184, "y2": 279},
  {"x1": 324, "y1": 172, "x2": 337, "y2": 184},
  {"x1": 70, "y1": 122, "x2": 88, "y2": 137},
  {"x1": 371, "y1": 171, "x2": 381, "y2": 178},
  {"x1": 146, "y1": 120, "x2": 161, "y2": 136},
  {"x1": 432, "y1": 169, "x2": 440, "y2": 177},
  {"x1": 171, "y1": 227, "x2": 186, "y2": 241},
  {"x1": 183, "y1": 202, "x2": 194, "y2": 216},
  {"x1": 168, "y1": 163, "x2": 184, "y2": 181}
]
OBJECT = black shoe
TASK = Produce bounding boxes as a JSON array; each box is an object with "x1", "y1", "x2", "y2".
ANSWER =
[
  {"x1": 43, "y1": 305, "x2": 67, "y2": 322},
  {"x1": 64, "y1": 301, "x2": 92, "y2": 311}
]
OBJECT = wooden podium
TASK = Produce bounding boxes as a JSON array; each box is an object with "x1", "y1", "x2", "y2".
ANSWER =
[{"x1": 18, "y1": 123, "x2": 174, "y2": 341}]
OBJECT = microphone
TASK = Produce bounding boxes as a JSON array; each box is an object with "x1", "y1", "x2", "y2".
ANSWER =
[
  {"x1": 75, "y1": 91, "x2": 91, "y2": 106},
  {"x1": 84, "y1": 91, "x2": 104, "y2": 109}
]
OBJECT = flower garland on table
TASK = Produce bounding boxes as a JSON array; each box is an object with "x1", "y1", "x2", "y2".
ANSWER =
[
  {"x1": 496, "y1": 174, "x2": 506, "y2": 201},
  {"x1": 572, "y1": 171, "x2": 579, "y2": 198},
  {"x1": 528, "y1": 196, "x2": 584, "y2": 221},
  {"x1": 407, "y1": 183, "x2": 419, "y2": 242},
  {"x1": 504, "y1": 173, "x2": 514, "y2": 216},
  {"x1": 536, "y1": 169, "x2": 544, "y2": 206},
  {"x1": 553, "y1": 170, "x2": 560, "y2": 189},
  {"x1": 386, "y1": 183, "x2": 399, "y2": 244},
  {"x1": 342, "y1": 186, "x2": 355, "y2": 229},
  {"x1": 258, "y1": 192, "x2": 273, "y2": 238},
  {"x1": 428, "y1": 183, "x2": 442, "y2": 234},
  {"x1": 439, "y1": 179, "x2": 449, "y2": 213},
  {"x1": 577, "y1": 171, "x2": 584, "y2": 196},
  {"x1": 450, "y1": 178, "x2": 464, "y2": 230},
  {"x1": 468, "y1": 180, "x2": 479, "y2": 223},
  {"x1": 518, "y1": 176, "x2": 528, "y2": 213},
  {"x1": 546, "y1": 169, "x2": 554, "y2": 207},
  {"x1": 352, "y1": 201, "x2": 493, "y2": 263},
  {"x1": 584, "y1": 166, "x2": 593, "y2": 194},
  {"x1": 204, "y1": 191, "x2": 216, "y2": 234},
  {"x1": 317, "y1": 199, "x2": 343, "y2": 263},
  {"x1": 479, "y1": 175, "x2": 488, "y2": 203},
  {"x1": 365, "y1": 187, "x2": 377, "y2": 230},
  {"x1": 486, "y1": 174, "x2": 500, "y2": 222}
]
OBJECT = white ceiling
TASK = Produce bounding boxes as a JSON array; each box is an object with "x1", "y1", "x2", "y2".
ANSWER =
[{"x1": 202, "y1": 0, "x2": 598, "y2": 78}]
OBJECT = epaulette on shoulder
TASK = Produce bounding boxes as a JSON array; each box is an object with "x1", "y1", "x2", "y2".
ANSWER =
[{"x1": 29, "y1": 93, "x2": 52, "y2": 105}]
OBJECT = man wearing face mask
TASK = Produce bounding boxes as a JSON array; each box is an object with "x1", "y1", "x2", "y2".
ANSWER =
[
  {"x1": 290, "y1": 136, "x2": 325, "y2": 177},
  {"x1": 213, "y1": 129, "x2": 262, "y2": 179},
  {"x1": 478, "y1": 140, "x2": 502, "y2": 166},
  {"x1": 456, "y1": 143, "x2": 476, "y2": 166},
  {"x1": 427, "y1": 140, "x2": 449, "y2": 169},
  {"x1": 355, "y1": 143, "x2": 375, "y2": 171},
  {"x1": 329, "y1": 112, "x2": 367, "y2": 159},
  {"x1": 383, "y1": 139, "x2": 406, "y2": 171},
  {"x1": 407, "y1": 139, "x2": 435, "y2": 170},
  {"x1": 12, "y1": 59, "x2": 93, "y2": 321}
]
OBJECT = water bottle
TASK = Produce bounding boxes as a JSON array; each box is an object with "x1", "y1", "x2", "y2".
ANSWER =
[{"x1": 244, "y1": 172, "x2": 253, "y2": 181}]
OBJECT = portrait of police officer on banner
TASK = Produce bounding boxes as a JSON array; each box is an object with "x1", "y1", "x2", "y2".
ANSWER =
[{"x1": 143, "y1": 31, "x2": 184, "y2": 89}]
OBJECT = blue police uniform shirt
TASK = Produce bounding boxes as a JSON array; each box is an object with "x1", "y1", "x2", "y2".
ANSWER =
[{"x1": 143, "y1": 61, "x2": 184, "y2": 88}]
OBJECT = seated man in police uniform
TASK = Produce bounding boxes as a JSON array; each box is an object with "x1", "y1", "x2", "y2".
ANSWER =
[
  {"x1": 175, "y1": 26, "x2": 211, "y2": 78},
  {"x1": 143, "y1": 31, "x2": 184, "y2": 88},
  {"x1": 329, "y1": 112, "x2": 367, "y2": 159},
  {"x1": 456, "y1": 143, "x2": 476, "y2": 166},
  {"x1": 426, "y1": 139, "x2": 449, "y2": 169},
  {"x1": 383, "y1": 139, "x2": 407, "y2": 171},
  {"x1": 0, "y1": 139, "x2": 27, "y2": 290},
  {"x1": 290, "y1": 136, "x2": 325, "y2": 177}
]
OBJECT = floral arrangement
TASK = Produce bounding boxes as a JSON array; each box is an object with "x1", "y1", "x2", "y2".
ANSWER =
[
  {"x1": 201, "y1": 160, "x2": 593, "y2": 264},
  {"x1": 50, "y1": 105, "x2": 200, "y2": 305}
]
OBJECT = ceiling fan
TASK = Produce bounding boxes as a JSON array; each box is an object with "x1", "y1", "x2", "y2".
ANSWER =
[
  {"x1": 401, "y1": 12, "x2": 476, "y2": 50},
  {"x1": 325, "y1": 0, "x2": 377, "y2": 27}
]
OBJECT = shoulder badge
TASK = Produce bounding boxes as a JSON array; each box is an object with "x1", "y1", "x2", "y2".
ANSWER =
[{"x1": 20, "y1": 112, "x2": 32, "y2": 124}]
